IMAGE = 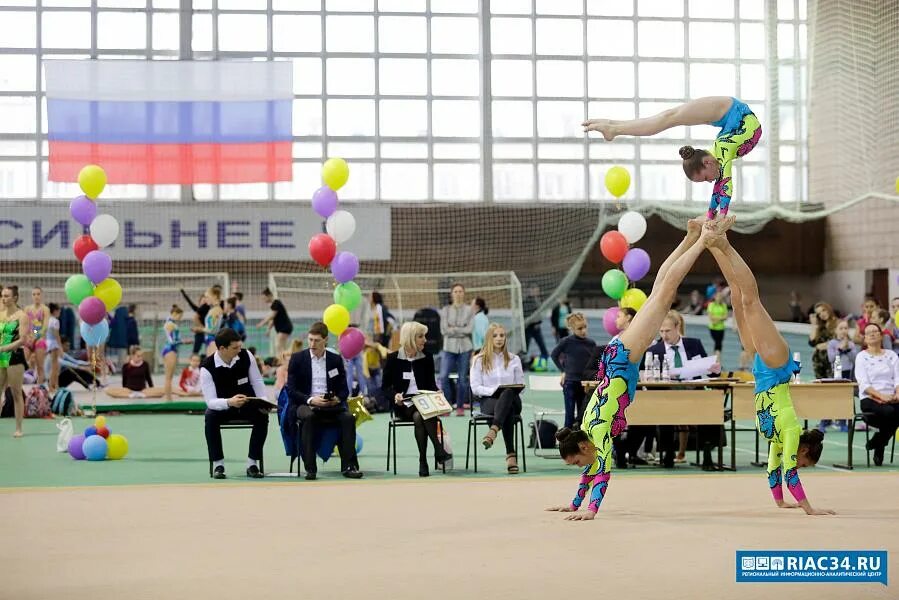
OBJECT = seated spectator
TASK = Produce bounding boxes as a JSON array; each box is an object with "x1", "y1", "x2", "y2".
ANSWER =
[
  {"x1": 808, "y1": 302, "x2": 838, "y2": 380},
  {"x1": 550, "y1": 312, "x2": 596, "y2": 428},
  {"x1": 105, "y1": 345, "x2": 164, "y2": 398},
  {"x1": 383, "y1": 321, "x2": 452, "y2": 477},
  {"x1": 827, "y1": 320, "x2": 859, "y2": 380},
  {"x1": 287, "y1": 322, "x2": 363, "y2": 480},
  {"x1": 683, "y1": 289, "x2": 704, "y2": 316},
  {"x1": 178, "y1": 354, "x2": 203, "y2": 395},
  {"x1": 200, "y1": 328, "x2": 269, "y2": 479},
  {"x1": 855, "y1": 323, "x2": 899, "y2": 466},
  {"x1": 471, "y1": 322, "x2": 525, "y2": 474},
  {"x1": 853, "y1": 295, "x2": 879, "y2": 344},
  {"x1": 887, "y1": 297, "x2": 899, "y2": 340},
  {"x1": 870, "y1": 309, "x2": 896, "y2": 349},
  {"x1": 56, "y1": 336, "x2": 96, "y2": 390}
]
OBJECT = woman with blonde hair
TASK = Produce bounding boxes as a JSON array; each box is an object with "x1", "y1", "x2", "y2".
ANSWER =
[
  {"x1": 808, "y1": 302, "x2": 838, "y2": 381},
  {"x1": 470, "y1": 323, "x2": 525, "y2": 474},
  {"x1": 383, "y1": 321, "x2": 452, "y2": 477}
]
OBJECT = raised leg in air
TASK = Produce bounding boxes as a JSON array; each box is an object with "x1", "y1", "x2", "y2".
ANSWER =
[{"x1": 583, "y1": 97, "x2": 732, "y2": 141}]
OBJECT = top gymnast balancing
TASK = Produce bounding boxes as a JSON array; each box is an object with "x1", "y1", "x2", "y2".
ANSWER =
[
  {"x1": 546, "y1": 216, "x2": 712, "y2": 521},
  {"x1": 583, "y1": 96, "x2": 762, "y2": 220},
  {"x1": 702, "y1": 218, "x2": 834, "y2": 516}
]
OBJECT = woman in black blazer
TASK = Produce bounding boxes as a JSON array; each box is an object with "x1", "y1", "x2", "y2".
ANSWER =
[{"x1": 383, "y1": 321, "x2": 452, "y2": 476}]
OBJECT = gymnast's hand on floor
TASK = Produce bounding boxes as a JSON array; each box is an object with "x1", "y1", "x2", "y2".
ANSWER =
[
  {"x1": 564, "y1": 512, "x2": 595, "y2": 521},
  {"x1": 545, "y1": 505, "x2": 576, "y2": 512}
]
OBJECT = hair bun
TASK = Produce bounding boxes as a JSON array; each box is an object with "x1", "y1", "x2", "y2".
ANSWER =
[
  {"x1": 555, "y1": 427, "x2": 573, "y2": 443},
  {"x1": 679, "y1": 145, "x2": 695, "y2": 160}
]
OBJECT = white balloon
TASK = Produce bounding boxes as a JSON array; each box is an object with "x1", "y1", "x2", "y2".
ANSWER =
[
  {"x1": 617, "y1": 211, "x2": 647, "y2": 244},
  {"x1": 89, "y1": 214, "x2": 120, "y2": 248},
  {"x1": 326, "y1": 210, "x2": 356, "y2": 244}
]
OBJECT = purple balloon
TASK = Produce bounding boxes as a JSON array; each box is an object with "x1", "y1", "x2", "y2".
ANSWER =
[
  {"x1": 338, "y1": 327, "x2": 366, "y2": 359},
  {"x1": 79, "y1": 297, "x2": 107, "y2": 326},
  {"x1": 312, "y1": 186, "x2": 339, "y2": 218},
  {"x1": 82, "y1": 250, "x2": 112, "y2": 284},
  {"x1": 68, "y1": 433, "x2": 87, "y2": 460},
  {"x1": 622, "y1": 248, "x2": 651, "y2": 281},
  {"x1": 69, "y1": 195, "x2": 97, "y2": 226},
  {"x1": 331, "y1": 251, "x2": 359, "y2": 284}
]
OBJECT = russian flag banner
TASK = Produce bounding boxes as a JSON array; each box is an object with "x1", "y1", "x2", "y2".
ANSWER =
[{"x1": 45, "y1": 60, "x2": 293, "y2": 185}]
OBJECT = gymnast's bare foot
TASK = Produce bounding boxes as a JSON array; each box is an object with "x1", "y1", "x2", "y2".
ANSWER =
[
  {"x1": 686, "y1": 216, "x2": 704, "y2": 240},
  {"x1": 714, "y1": 214, "x2": 736, "y2": 233},
  {"x1": 582, "y1": 119, "x2": 616, "y2": 141}
]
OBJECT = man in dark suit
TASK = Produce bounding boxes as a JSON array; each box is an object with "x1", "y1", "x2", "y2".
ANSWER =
[
  {"x1": 286, "y1": 321, "x2": 363, "y2": 480},
  {"x1": 640, "y1": 311, "x2": 722, "y2": 469}
]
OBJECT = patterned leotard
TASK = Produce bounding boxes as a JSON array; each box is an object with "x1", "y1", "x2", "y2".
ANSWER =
[
  {"x1": 707, "y1": 98, "x2": 763, "y2": 219},
  {"x1": 570, "y1": 337, "x2": 640, "y2": 514},
  {"x1": 25, "y1": 305, "x2": 47, "y2": 351},
  {"x1": 161, "y1": 317, "x2": 182, "y2": 357},
  {"x1": 204, "y1": 310, "x2": 221, "y2": 344},
  {"x1": 753, "y1": 352, "x2": 805, "y2": 503},
  {"x1": 0, "y1": 315, "x2": 27, "y2": 368}
]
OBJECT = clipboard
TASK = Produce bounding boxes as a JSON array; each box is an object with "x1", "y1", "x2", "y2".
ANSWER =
[
  {"x1": 244, "y1": 397, "x2": 277, "y2": 411},
  {"x1": 492, "y1": 384, "x2": 525, "y2": 398}
]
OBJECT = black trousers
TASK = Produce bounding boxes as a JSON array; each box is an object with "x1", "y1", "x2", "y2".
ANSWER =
[
  {"x1": 59, "y1": 367, "x2": 95, "y2": 389},
  {"x1": 192, "y1": 331, "x2": 205, "y2": 354},
  {"x1": 525, "y1": 323, "x2": 548, "y2": 358},
  {"x1": 860, "y1": 398, "x2": 899, "y2": 448},
  {"x1": 394, "y1": 403, "x2": 444, "y2": 462},
  {"x1": 297, "y1": 405, "x2": 358, "y2": 473},
  {"x1": 205, "y1": 406, "x2": 269, "y2": 462},
  {"x1": 478, "y1": 389, "x2": 522, "y2": 454}
]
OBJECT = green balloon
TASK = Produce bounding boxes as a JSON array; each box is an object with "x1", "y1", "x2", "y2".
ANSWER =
[
  {"x1": 65, "y1": 274, "x2": 94, "y2": 306},
  {"x1": 333, "y1": 281, "x2": 362, "y2": 312},
  {"x1": 601, "y1": 269, "x2": 629, "y2": 300}
]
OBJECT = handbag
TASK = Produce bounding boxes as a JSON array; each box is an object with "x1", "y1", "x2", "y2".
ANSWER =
[{"x1": 410, "y1": 390, "x2": 453, "y2": 420}]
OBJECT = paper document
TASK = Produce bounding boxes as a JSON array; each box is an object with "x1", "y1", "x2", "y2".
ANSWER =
[{"x1": 668, "y1": 356, "x2": 718, "y2": 380}]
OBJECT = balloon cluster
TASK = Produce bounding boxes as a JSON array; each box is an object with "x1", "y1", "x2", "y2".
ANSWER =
[
  {"x1": 66, "y1": 165, "x2": 122, "y2": 347},
  {"x1": 600, "y1": 210, "x2": 651, "y2": 336},
  {"x1": 67, "y1": 415, "x2": 129, "y2": 461},
  {"x1": 307, "y1": 159, "x2": 365, "y2": 359}
]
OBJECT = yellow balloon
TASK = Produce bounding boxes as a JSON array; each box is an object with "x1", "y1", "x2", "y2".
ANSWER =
[
  {"x1": 78, "y1": 164, "x2": 107, "y2": 199},
  {"x1": 93, "y1": 278, "x2": 122, "y2": 312},
  {"x1": 620, "y1": 288, "x2": 648, "y2": 311},
  {"x1": 94, "y1": 415, "x2": 107, "y2": 428},
  {"x1": 323, "y1": 303, "x2": 350, "y2": 336},
  {"x1": 106, "y1": 434, "x2": 129, "y2": 460},
  {"x1": 895, "y1": 176, "x2": 899, "y2": 194},
  {"x1": 322, "y1": 158, "x2": 350, "y2": 191},
  {"x1": 605, "y1": 166, "x2": 631, "y2": 198}
]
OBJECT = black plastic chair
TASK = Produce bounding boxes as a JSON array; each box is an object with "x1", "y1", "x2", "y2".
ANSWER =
[
  {"x1": 208, "y1": 420, "x2": 264, "y2": 477},
  {"x1": 465, "y1": 395, "x2": 527, "y2": 473},
  {"x1": 386, "y1": 401, "x2": 446, "y2": 475}
]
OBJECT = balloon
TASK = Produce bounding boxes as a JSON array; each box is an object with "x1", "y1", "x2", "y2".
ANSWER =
[
  {"x1": 308, "y1": 233, "x2": 337, "y2": 268},
  {"x1": 599, "y1": 230, "x2": 629, "y2": 263},
  {"x1": 322, "y1": 303, "x2": 350, "y2": 336},
  {"x1": 325, "y1": 210, "x2": 356, "y2": 244},
  {"x1": 93, "y1": 278, "x2": 122, "y2": 312},
  {"x1": 78, "y1": 296, "x2": 107, "y2": 326},
  {"x1": 620, "y1": 288, "x2": 648, "y2": 311},
  {"x1": 68, "y1": 434, "x2": 86, "y2": 460},
  {"x1": 603, "y1": 307, "x2": 621, "y2": 336},
  {"x1": 69, "y1": 195, "x2": 97, "y2": 226},
  {"x1": 622, "y1": 248, "x2": 651, "y2": 281},
  {"x1": 94, "y1": 415, "x2": 107, "y2": 428},
  {"x1": 348, "y1": 395, "x2": 372, "y2": 428},
  {"x1": 78, "y1": 164, "x2": 107, "y2": 199},
  {"x1": 312, "y1": 186, "x2": 339, "y2": 218},
  {"x1": 338, "y1": 327, "x2": 365, "y2": 359},
  {"x1": 82, "y1": 435, "x2": 108, "y2": 461},
  {"x1": 90, "y1": 214, "x2": 119, "y2": 248},
  {"x1": 601, "y1": 269, "x2": 629, "y2": 300},
  {"x1": 65, "y1": 274, "x2": 94, "y2": 306},
  {"x1": 96, "y1": 426, "x2": 110, "y2": 439},
  {"x1": 84, "y1": 426, "x2": 98, "y2": 438},
  {"x1": 82, "y1": 250, "x2": 112, "y2": 284},
  {"x1": 322, "y1": 158, "x2": 350, "y2": 191},
  {"x1": 73, "y1": 234, "x2": 99, "y2": 262},
  {"x1": 617, "y1": 211, "x2": 647, "y2": 244},
  {"x1": 333, "y1": 281, "x2": 362, "y2": 311},
  {"x1": 355, "y1": 433, "x2": 364, "y2": 455},
  {"x1": 106, "y1": 434, "x2": 129, "y2": 460},
  {"x1": 331, "y1": 251, "x2": 359, "y2": 284},
  {"x1": 604, "y1": 165, "x2": 631, "y2": 198},
  {"x1": 896, "y1": 176, "x2": 899, "y2": 194},
  {"x1": 80, "y1": 320, "x2": 110, "y2": 347}
]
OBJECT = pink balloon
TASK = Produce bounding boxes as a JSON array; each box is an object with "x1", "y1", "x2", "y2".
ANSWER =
[
  {"x1": 603, "y1": 307, "x2": 621, "y2": 336},
  {"x1": 338, "y1": 327, "x2": 365, "y2": 359},
  {"x1": 79, "y1": 296, "x2": 107, "y2": 326}
]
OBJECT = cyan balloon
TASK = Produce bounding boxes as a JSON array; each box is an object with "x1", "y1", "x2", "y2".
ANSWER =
[{"x1": 80, "y1": 320, "x2": 110, "y2": 347}]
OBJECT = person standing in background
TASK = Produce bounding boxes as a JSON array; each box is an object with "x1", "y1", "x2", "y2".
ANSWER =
[
  {"x1": 523, "y1": 284, "x2": 549, "y2": 371},
  {"x1": 471, "y1": 297, "x2": 489, "y2": 350},
  {"x1": 258, "y1": 288, "x2": 293, "y2": 355},
  {"x1": 440, "y1": 283, "x2": 474, "y2": 417},
  {"x1": 707, "y1": 290, "x2": 729, "y2": 362},
  {"x1": 551, "y1": 296, "x2": 572, "y2": 342}
]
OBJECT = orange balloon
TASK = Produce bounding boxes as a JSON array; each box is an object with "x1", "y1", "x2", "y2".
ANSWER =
[{"x1": 600, "y1": 231, "x2": 629, "y2": 263}]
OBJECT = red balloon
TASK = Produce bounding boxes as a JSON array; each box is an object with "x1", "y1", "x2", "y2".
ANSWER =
[
  {"x1": 308, "y1": 233, "x2": 337, "y2": 267},
  {"x1": 600, "y1": 231, "x2": 629, "y2": 263},
  {"x1": 96, "y1": 426, "x2": 110, "y2": 439},
  {"x1": 73, "y1": 234, "x2": 99, "y2": 262}
]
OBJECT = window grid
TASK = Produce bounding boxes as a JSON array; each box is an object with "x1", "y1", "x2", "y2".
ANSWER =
[{"x1": 0, "y1": 0, "x2": 806, "y2": 203}]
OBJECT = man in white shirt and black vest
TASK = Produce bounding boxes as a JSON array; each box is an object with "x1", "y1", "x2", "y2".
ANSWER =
[
  {"x1": 201, "y1": 328, "x2": 269, "y2": 479},
  {"x1": 287, "y1": 321, "x2": 363, "y2": 480}
]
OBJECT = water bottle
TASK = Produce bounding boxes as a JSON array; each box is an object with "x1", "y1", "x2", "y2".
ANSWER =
[
  {"x1": 642, "y1": 352, "x2": 653, "y2": 381},
  {"x1": 661, "y1": 357, "x2": 670, "y2": 381},
  {"x1": 832, "y1": 354, "x2": 842, "y2": 380},
  {"x1": 792, "y1": 351, "x2": 801, "y2": 383},
  {"x1": 651, "y1": 355, "x2": 661, "y2": 382}
]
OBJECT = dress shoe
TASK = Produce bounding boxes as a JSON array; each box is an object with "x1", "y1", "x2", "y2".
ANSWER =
[
  {"x1": 305, "y1": 471, "x2": 317, "y2": 480},
  {"x1": 436, "y1": 450, "x2": 453, "y2": 465},
  {"x1": 246, "y1": 465, "x2": 264, "y2": 479},
  {"x1": 212, "y1": 465, "x2": 226, "y2": 479},
  {"x1": 874, "y1": 445, "x2": 885, "y2": 467},
  {"x1": 629, "y1": 456, "x2": 648, "y2": 466},
  {"x1": 342, "y1": 467, "x2": 364, "y2": 479}
]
